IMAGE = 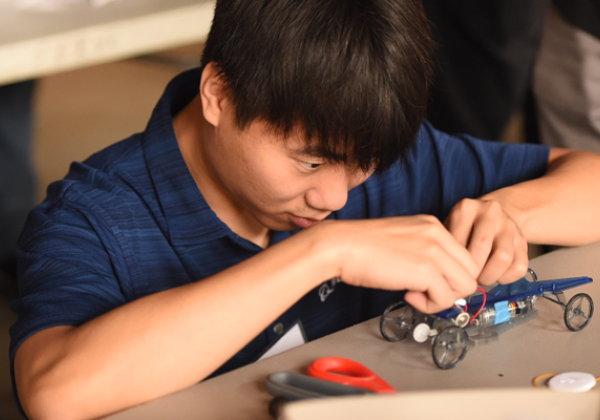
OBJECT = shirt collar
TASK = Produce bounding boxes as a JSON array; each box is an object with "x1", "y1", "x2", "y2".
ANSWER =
[{"x1": 142, "y1": 69, "x2": 230, "y2": 246}]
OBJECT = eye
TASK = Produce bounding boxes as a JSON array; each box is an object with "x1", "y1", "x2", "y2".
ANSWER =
[{"x1": 301, "y1": 161, "x2": 322, "y2": 170}]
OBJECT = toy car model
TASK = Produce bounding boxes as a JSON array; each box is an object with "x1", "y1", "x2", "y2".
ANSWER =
[{"x1": 380, "y1": 270, "x2": 594, "y2": 370}]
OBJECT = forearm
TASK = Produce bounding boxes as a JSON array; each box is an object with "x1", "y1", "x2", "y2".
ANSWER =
[
  {"x1": 16, "y1": 214, "x2": 484, "y2": 420},
  {"x1": 483, "y1": 149, "x2": 600, "y2": 246},
  {"x1": 16, "y1": 226, "x2": 334, "y2": 420}
]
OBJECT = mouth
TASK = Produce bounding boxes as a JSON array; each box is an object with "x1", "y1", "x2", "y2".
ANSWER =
[{"x1": 288, "y1": 214, "x2": 324, "y2": 229}]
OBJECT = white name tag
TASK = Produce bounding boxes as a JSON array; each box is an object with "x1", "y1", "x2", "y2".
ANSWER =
[{"x1": 257, "y1": 321, "x2": 307, "y2": 361}]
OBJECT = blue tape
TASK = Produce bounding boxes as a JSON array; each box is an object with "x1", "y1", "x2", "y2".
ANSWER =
[{"x1": 493, "y1": 301, "x2": 511, "y2": 325}]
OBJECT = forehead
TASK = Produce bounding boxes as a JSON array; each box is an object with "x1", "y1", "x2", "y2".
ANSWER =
[
  {"x1": 271, "y1": 126, "x2": 352, "y2": 162},
  {"x1": 246, "y1": 118, "x2": 345, "y2": 159}
]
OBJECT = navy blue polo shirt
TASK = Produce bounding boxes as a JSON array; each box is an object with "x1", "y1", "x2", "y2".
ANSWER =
[{"x1": 10, "y1": 69, "x2": 550, "y2": 381}]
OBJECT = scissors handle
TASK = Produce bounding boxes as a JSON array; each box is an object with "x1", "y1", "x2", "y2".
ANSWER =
[{"x1": 307, "y1": 357, "x2": 395, "y2": 394}]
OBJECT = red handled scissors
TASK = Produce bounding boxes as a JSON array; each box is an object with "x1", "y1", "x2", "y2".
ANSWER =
[{"x1": 307, "y1": 356, "x2": 395, "y2": 394}]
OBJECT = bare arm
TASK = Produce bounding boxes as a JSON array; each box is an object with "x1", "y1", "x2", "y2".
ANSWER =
[
  {"x1": 486, "y1": 148, "x2": 600, "y2": 246},
  {"x1": 16, "y1": 228, "x2": 330, "y2": 420},
  {"x1": 445, "y1": 147, "x2": 600, "y2": 285},
  {"x1": 15, "y1": 216, "x2": 478, "y2": 420}
]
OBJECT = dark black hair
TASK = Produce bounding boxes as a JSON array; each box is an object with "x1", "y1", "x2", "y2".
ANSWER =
[{"x1": 201, "y1": 0, "x2": 433, "y2": 173}]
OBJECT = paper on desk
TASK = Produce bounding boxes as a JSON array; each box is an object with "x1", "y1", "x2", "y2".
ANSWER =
[
  {"x1": 14, "y1": 0, "x2": 117, "y2": 12},
  {"x1": 282, "y1": 388, "x2": 600, "y2": 420}
]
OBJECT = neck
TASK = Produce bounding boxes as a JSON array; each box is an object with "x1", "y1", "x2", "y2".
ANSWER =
[{"x1": 173, "y1": 95, "x2": 271, "y2": 248}]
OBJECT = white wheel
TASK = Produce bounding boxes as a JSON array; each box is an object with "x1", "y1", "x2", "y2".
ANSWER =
[{"x1": 413, "y1": 323, "x2": 431, "y2": 343}]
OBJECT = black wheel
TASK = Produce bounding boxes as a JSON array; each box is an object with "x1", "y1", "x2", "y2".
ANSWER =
[
  {"x1": 380, "y1": 301, "x2": 415, "y2": 342},
  {"x1": 526, "y1": 268, "x2": 538, "y2": 282},
  {"x1": 432, "y1": 326, "x2": 468, "y2": 369},
  {"x1": 564, "y1": 293, "x2": 594, "y2": 332}
]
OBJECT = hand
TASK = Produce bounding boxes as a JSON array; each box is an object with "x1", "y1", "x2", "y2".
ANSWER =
[
  {"x1": 444, "y1": 198, "x2": 528, "y2": 286},
  {"x1": 319, "y1": 216, "x2": 480, "y2": 314}
]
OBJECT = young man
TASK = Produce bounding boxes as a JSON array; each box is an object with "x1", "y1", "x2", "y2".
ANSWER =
[{"x1": 10, "y1": 1, "x2": 600, "y2": 419}]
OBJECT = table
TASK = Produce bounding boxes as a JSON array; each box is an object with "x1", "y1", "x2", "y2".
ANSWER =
[
  {"x1": 0, "y1": 0, "x2": 214, "y2": 85},
  {"x1": 103, "y1": 241, "x2": 600, "y2": 420}
]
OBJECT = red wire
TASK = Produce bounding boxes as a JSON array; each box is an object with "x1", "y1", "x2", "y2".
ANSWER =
[{"x1": 469, "y1": 286, "x2": 487, "y2": 322}]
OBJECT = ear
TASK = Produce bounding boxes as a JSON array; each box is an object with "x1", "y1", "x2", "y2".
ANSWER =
[{"x1": 199, "y1": 62, "x2": 227, "y2": 127}]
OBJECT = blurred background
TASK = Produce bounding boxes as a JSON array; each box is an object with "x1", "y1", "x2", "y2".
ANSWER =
[{"x1": 1, "y1": 0, "x2": 599, "y2": 418}]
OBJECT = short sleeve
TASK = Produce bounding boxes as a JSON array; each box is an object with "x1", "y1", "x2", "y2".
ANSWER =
[
  {"x1": 9, "y1": 191, "x2": 131, "y2": 365},
  {"x1": 421, "y1": 121, "x2": 550, "y2": 218},
  {"x1": 351, "y1": 121, "x2": 551, "y2": 221}
]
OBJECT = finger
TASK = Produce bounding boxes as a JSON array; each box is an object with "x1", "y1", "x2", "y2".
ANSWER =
[
  {"x1": 404, "y1": 254, "x2": 477, "y2": 312},
  {"x1": 405, "y1": 290, "x2": 453, "y2": 314},
  {"x1": 432, "y1": 248, "x2": 479, "y2": 298},
  {"x1": 497, "y1": 237, "x2": 528, "y2": 284},
  {"x1": 466, "y1": 210, "x2": 497, "y2": 271},
  {"x1": 401, "y1": 264, "x2": 458, "y2": 313},
  {"x1": 478, "y1": 232, "x2": 517, "y2": 285},
  {"x1": 402, "y1": 224, "x2": 479, "y2": 296},
  {"x1": 444, "y1": 200, "x2": 477, "y2": 247},
  {"x1": 433, "y1": 227, "x2": 481, "y2": 280},
  {"x1": 393, "y1": 214, "x2": 480, "y2": 280}
]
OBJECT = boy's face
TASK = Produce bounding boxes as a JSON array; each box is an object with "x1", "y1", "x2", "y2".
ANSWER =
[{"x1": 205, "y1": 104, "x2": 374, "y2": 231}]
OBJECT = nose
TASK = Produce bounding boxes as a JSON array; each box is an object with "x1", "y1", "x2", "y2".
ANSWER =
[{"x1": 305, "y1": 166, "x2": 350, "y2": 212}]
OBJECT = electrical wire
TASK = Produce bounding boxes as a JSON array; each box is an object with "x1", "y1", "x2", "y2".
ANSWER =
[
  {"x1": 533, "y1": 373, "x2": 557, "y2": 388},
  {"x1": 469, "y1": 286, "x2": 487, "y2": 322}
]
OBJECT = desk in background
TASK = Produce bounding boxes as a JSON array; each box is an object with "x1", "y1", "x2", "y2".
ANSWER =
[
  {"x1": 102, "y1": 241, "x2": 600, "y2": 420},
  {"x1": 0, "y1": 0, "x2": 214, "y2": 85}
]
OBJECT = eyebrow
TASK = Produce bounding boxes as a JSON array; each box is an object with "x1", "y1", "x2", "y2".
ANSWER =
[{"x1": 291, "y1": 144, "x2": 347, "y2": 161}]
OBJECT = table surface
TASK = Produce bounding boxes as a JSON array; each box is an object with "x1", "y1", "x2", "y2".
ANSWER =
[
  {"x1": 103, "y1": 241, "x2": 600, "y2": 420},
  {"x1": 0, "y1": 0, "x2": 214, "y2": 85}
]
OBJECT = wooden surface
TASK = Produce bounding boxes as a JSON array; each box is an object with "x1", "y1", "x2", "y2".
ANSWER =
[
  {"x1": 103, "y1": 241, "x2": 600, "y2": 420},
  {"x1": 0, "y1": 0, "x2": 214, "y2": 85}
]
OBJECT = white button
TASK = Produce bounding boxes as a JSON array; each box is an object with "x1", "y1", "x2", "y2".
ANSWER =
[{"x1": 548, "y1": 372, "x2": 597, "y2": 393}]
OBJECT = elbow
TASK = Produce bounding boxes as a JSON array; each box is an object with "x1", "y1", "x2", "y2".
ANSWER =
[
  {"x1": 19, "y1": 376, "x2": 80, "y2": 420},
  {"x1": 17, "y1": 357, "x2": 90, "y2": 420},
  {"x1": 15, "y1": 327, "x2": 84, "y2": 420}
]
